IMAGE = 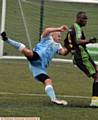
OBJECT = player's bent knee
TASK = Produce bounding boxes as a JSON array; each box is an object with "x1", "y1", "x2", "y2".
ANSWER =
[
  {"x1": 21, "y1": 47, "x2": 33, "y2": 57},
  {"x1": 35, "y1": 74, "x2": 50, "y2": 83}
]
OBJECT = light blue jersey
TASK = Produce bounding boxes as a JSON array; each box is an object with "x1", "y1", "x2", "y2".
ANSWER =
[{"x1": 29, "y1": 35, "x2": 62, "y2": 78}]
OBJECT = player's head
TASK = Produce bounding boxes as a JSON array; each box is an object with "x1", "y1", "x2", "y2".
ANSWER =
[
  {"x1": 50, "y1": 32, "x2": 61, "y2": 43},
  {"x1": 76, "y1": 11, "x2": 88, "y2": 27}
]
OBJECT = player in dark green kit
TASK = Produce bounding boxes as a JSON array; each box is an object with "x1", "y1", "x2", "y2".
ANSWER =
[{"x1": 64, "y1": 11, "x2": 98, "y2": 107}]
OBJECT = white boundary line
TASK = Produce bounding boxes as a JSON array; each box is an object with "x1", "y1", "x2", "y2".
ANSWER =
[
  {"x1": 1, "y1": 56, "x2": 98, "y2": 65},
  {"x1": 51, "y1": 0, "x2": 98, "y2": 4},
  {"x1": 22, "y1": 0, "x2": 98, "y2": 4},
  {"x1": 0, "y1": 56, "x2": 73, "y2": 63},
  {"x1": 0, "y1": 92, "x2": 90, "y2": 99}
]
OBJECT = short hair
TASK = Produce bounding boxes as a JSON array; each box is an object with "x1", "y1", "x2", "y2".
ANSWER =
[{"x1": 76, "y1": 11, "x2": 86, "y2": 18}]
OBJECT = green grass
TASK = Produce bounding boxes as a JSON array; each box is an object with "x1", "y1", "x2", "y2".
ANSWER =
[{"x1": 0, "y1": 60, "x2": 98, "y2": 119}]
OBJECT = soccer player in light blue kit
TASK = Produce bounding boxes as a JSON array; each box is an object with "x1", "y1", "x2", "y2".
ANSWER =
[{"x1": 0, "y1": 25, "x2": 69, "y2": 105}]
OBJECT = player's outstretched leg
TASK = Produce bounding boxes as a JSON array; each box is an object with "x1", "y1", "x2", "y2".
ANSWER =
[
  {"x1": 45, "y1": 84, "x2": 68, "y2": 106},
  {"x1": 0, "y1": 32, "x2": 8, "y2": 41},
  {"x1": 0, "y1": 31, "x2": 26, "y2": 51}
]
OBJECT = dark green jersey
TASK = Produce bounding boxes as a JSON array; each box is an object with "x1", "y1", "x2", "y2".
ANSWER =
[
  {"x1": 64, "y1": 23, "x2": 89, "y2": 60},
  {"x1": 64, "y1": 23, "x2": 97, "y2": 77}
]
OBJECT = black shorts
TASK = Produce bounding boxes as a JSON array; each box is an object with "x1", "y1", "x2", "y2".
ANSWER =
[
  {"x1": 35, "y1": 74, "x2": 50, "y2": 83},
  {"x1": 26, "y1": 51, "x2": 40, "y2": 61}
]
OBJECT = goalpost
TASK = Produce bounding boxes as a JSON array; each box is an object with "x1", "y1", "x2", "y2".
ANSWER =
[
  {"x1": 51, "y1": 0, "x2": 98, "y2": 3},
  {"x1": 0, "y1": 0, "x2": 6, "y2": 57},
  {"x1": 0, "y1": 0, "x2": 98, "y2": 64}
]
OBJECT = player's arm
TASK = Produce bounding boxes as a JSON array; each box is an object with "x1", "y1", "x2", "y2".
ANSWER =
[
  {"x1": 0, "y1": 32, "x2": 33, "y2": 58},
  {"x1": 77, "y1": 37, "x2": 97, "y2": 45},
  {"x1": 75, "y1": 31, "x2": 97, "y2": 45},
  {"x1": 69, "y1": 29, "x2": 97, "y2": 45},
  {"x1": 41, "y1": 25, "x2": 68, "y2": 37},
  {"x1": 58, "y1": 48, "x2": 69, "y2": 56}
]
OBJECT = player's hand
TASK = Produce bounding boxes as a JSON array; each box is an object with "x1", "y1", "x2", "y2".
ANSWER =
[
  {"x1": 0, "y1": 32, "x2": 8, "y2": 41},
  {"x1": 89, "y1": 37, "x2": 97, "y2": 43},
  {"x1": 60, "y1": 25, "x2": 68, "y2": 32}
]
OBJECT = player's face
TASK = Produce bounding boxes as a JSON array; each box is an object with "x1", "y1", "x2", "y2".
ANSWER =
[
  {"x1": 77, "y1": 14, "x2": 88, "y2": 27},
  {"x1": 53, "y1": 32, "x2": 61, "y2": 43}
]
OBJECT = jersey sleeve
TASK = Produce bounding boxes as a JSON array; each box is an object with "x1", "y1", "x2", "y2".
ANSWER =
[
  {"x1": 58, "y1": 43, "x2": 63, "y2": 49},
  {"x1": 57, "y1": 43, "x2": 63, "y2": 54}
]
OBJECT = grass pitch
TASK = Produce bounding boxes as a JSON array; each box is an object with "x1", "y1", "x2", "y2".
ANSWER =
[{"x1": 0, "y1": 60, "x2": 98, "y2": 120}]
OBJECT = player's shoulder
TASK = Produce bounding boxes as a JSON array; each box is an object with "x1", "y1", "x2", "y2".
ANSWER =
[
  {"x1": 68, "y1": 24, "x2": 76, "y2": 35},
  {"x1": 70, "y1": 24, "x2": 75, "y2": 30}
]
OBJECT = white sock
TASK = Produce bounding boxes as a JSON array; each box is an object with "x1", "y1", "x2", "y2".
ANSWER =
[
  {"x1": 45, "y1": 85, "x2": 56, "y2": 101},
  {"x1": 6, "y1": 38, "x2": 25, "y2": 51}
]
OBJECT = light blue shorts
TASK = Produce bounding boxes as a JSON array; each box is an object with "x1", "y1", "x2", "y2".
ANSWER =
[{"x1": 28, "y1": 60, "x2": 48, "y2": 79}]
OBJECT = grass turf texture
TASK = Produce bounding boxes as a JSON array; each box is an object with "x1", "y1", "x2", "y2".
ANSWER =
[{"x1": 0, "y1": 60, "x2": 98, "y2": 119}]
